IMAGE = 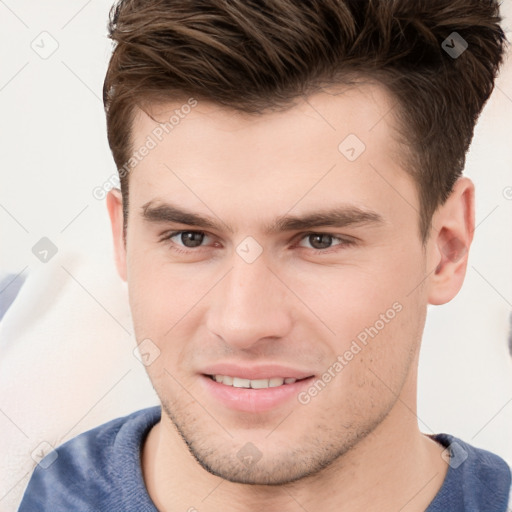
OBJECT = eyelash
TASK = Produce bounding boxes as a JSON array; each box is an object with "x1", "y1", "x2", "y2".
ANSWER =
[{"x1": 159, "y1": 230, "x2": 356, "y2": 255}]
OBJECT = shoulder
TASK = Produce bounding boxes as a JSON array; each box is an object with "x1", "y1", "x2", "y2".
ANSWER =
[
  {"x1": 18, "y1": 406, "x2": 161, "y2": 512},
  {"x1": 427, "y1": 433, "x2": 512, "y2": 512}
]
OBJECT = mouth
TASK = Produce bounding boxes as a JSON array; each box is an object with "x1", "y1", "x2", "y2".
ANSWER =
[
  {"x1": 205, "y1": 374, "x2": 312, "y2": 389},
  {"x1": 199, "y1": 373, "x2": 316, "y2": 413}
]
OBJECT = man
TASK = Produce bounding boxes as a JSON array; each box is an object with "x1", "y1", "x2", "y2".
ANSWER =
[{"x1": 18, "y1": 0, "x2": 511, "y2": 510}]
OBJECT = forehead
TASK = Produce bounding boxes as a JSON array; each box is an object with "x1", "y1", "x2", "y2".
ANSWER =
[
  {"x1": 131, "y1": 81, "x2": 404, "y2": 160},
  {"x1": 127, "y1": 82, "x2": 415, "y2": 227}
]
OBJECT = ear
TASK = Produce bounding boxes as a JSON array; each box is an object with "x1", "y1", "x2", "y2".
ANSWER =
[
  {"x1": 106, "y1": 188, "x2": 127, "y2": 282},
  {"x1": 427, "y1": 177, "x2": 475, "y2": 305}
]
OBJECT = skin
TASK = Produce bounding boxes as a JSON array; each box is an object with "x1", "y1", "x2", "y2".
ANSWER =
[{"x1": 107, "y1": 83, "x2": 475, "y2": 511}]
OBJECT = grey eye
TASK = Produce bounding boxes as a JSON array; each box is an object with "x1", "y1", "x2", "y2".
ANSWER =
[
  {"x1": 174, "y1": 231, "x2": 205, "y2": 248},
  {"x1": 308, "y1": 234, "x2": 333, "y2": 249}
]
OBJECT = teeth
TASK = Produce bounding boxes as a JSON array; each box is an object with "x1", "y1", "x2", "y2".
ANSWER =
[
  {"x1": 233, "y1": 377, "x2": 251, "y2": 388},
  {"x1": 211, "y1": 375, "x2": 298, "y2": 388},
  {"x1": 249, "y1": 379, "x2": 270, "y2": 389}
]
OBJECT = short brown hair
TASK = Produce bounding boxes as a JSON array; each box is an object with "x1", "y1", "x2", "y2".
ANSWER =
[{"x1": 103, "y1": 0, "x2": 507, "y2": 241}]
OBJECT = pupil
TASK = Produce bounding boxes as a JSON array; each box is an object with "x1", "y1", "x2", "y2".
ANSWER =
[
  {"x1": 181, "y1": 231, "x2": 204, "y2": 247},
  {"x1": 310, "y1": 234, "x2": 332, "y2": 249}
]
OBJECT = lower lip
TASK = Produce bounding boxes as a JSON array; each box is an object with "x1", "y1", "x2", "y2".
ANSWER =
[{"x1": 199, "y1": 374, "x2": 315, "y2": 413}]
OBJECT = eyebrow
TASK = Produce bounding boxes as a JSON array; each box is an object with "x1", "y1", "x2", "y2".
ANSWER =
[{"x1": 141, "y1": 200, "x2": 384, "y2": 234}]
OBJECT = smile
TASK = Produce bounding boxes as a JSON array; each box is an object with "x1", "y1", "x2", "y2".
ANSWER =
[{"x1": 208, "y1": 375, "x2": 305, "y2": 389}]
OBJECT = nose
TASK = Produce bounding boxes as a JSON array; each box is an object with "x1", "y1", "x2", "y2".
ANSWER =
[{"x1": 205, "y1": 254, "x2": 293, "y2": 351}]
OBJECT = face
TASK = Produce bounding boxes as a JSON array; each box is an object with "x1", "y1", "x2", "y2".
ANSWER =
[{"x1": 107, "y1": 84, "x2": 468, "y2": 485}]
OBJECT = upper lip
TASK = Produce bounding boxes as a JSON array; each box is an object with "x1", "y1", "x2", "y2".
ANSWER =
[{"x1": 200, "y1": 363, "x2": 315, "y2": 380}]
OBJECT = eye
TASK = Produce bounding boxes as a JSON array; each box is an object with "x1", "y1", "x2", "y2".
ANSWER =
[
  {"x1": 159, "y1": 230, "x2": 355, "y2": 255},
  {"x1": 161, "y1": 230, "x2": 212, "y2": 250},
  {"x1": 297, "y1": 233, "x2": 353, "y2": 251}
]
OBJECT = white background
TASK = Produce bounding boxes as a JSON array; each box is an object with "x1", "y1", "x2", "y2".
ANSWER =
[{"x1": 1, "y1": 1, "x2": 512, "y2": 510}]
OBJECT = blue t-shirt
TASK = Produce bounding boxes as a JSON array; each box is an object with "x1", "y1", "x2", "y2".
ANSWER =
[{"x1": 18, "y1": 406, "x2": 512, "y2": 511}]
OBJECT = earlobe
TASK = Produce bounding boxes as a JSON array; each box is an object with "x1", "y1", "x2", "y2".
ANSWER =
[
  {"x1": 427, "y1": 177, "x2": 475, "y2": 306},
  {"x1": 106, "y1": 188, "x2": 128, "y2": 282}
]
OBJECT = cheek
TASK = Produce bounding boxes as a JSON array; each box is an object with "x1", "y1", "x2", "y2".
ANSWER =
[
  {"x1": 340, "y1": 277, "x2": 425, "y2": 400},
  {"x1": 294, "y1": 244, "x2": 426, "y2": 384},
  {"x1": 286, "y1": 245, "x2": 423, "y2": 333},
  {"x1": 126, "y1": 242, "x2": 212, "y2": 335},
  {"x1": 301, "y1": 298, "x2": 424, "y2": 426},
  {"x1": 126, "y1": 255, "x2": 226, "y2": 381}
]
